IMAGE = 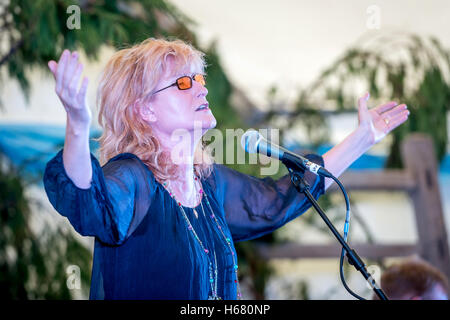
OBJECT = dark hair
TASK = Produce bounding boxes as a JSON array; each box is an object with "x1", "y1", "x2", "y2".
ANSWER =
[{"x1": 376, "y1": 258, "x2": 449, "y2": 300}]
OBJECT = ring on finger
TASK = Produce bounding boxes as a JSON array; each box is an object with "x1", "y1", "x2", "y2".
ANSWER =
[{"x1": 384, "y1": 117, "x2": 390, "y2": 125}]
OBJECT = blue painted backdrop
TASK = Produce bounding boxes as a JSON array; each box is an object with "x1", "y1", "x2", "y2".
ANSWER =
[{"x1": 0, "y1": 124, "x2": 449, "y2": 185}]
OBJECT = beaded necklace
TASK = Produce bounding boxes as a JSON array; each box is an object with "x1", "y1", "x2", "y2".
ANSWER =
[{"x1": 162, "y1": 176, "x2": 242, "y2": 300}]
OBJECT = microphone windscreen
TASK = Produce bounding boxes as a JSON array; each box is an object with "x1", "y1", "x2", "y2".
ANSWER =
[{"x1": 241, "y1": 130, "x2": 261, "y2": 153}]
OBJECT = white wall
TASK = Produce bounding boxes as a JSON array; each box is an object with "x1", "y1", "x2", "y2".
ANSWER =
[{"x1": 169, "y1": 0, "x2": 450, "y2": 108}]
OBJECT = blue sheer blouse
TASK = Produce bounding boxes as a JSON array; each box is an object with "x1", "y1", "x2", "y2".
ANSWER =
[{"x1": 43, "y1": 150, "x2": 325, "y2": 299}]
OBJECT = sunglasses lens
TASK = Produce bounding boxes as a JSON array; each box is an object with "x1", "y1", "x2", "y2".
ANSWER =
[
  {"x1": 194, "y1": 74, "x2": 206, "y2": 86},
  {"x1": 177, "y1": 77, "x2": 192, "y2": 90}
]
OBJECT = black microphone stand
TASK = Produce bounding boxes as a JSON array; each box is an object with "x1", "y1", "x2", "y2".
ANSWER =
[{"x1": 288, "y1": 166, "x2": 389, "y2": 300}]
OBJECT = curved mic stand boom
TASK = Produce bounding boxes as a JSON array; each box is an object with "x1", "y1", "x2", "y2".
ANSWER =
[{"x1": 286, "y1": 162, "x2": 388, "y2": 300}]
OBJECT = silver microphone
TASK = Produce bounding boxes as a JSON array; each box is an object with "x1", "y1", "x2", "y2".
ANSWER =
[{"x1": 241, "y1": 130, "x2": 332, "y2": 177}]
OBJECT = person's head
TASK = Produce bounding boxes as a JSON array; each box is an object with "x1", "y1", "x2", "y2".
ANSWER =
[
  {"x1": 96, "y1": 38, "x2": 216, "y2": 182},
  {"x1": 375, "y1": 257, "x2": 449, "y2": 300}
]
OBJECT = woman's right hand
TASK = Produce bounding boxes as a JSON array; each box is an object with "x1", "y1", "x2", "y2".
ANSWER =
[{"x1": 48, "y1": 50, "x2": 92, "y2": 130}]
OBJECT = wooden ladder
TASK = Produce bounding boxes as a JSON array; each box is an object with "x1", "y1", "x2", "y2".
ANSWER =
[{"x1": 256, "y1": 133, "x2": 450, "y2": 280}]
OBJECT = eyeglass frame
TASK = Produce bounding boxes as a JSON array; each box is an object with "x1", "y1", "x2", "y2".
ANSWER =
[{"x1": 152, "y1": 74, "x2": 206, "y2": 95}]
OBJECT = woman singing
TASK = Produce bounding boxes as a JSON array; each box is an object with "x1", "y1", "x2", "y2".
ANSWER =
[{"x1": 44, "y1": 38, "x2": 409, "y2": 299}]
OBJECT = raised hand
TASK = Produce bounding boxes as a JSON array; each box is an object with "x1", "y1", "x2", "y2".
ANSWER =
[
  {"x1": 48, "y1": 50, "x2": 91, "y2": 129},
  {"x1": 357, "y1": 92, "x2": 410, "y2": 144}
]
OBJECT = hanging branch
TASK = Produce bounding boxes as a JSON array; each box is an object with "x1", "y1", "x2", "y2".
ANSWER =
[
  {"x1": 0, "y1": 38, "x2": 23, "y2": 67},
  {"x1": 264, "y1": 32, "x2": 450, "y2": 167}
]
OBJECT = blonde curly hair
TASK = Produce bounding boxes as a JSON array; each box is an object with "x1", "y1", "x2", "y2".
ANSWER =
[{"x1": 95, "y1": 38, "x2": 214, "y2": 182}]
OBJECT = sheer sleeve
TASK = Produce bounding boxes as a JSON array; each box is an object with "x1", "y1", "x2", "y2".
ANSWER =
[
  {"x1": 43, "y1": 150, "x2": 156, "y2": 245},
  {"x1": 210, "y1": 154, "x2": 325, "y2": 242}
]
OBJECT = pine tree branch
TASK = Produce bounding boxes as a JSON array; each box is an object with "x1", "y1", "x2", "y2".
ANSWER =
[
  {"x1": 0, "y1": 38, "x2": 23, "y2": 67},
  {"x1": 0, "y1": 19, "x2": 13, "y2": 32}
]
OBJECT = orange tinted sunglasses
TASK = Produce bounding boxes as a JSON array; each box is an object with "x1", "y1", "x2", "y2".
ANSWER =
[{"x1": 153, "y1": 74, "x2": 206, "y2": 94}]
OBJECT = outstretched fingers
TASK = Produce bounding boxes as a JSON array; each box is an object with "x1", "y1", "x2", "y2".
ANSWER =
[
  {"x1": 48, "y1": 60, "x2": 57, "y2": 76},
  {"x1": 64, "y1": 52, "x2": 79, "y2": 92},
  {"x1": 55, "y1": 50, "x2": 70, "y2": 94},
  {"x1": 77, "y1": 76, "x2": 89, "y2": 102},
  {"x1": 386, "y1": 110, "x2": 409, "y2": 132},
  {"x1": 68, "y1": 62, "x2": 83, "y2": 98},
  {"x1": 374, "y1": 101, "x2": 398, "y2": 115},
  {"x1": 383, "y1": 103, "x2": 408, "y2": 118}
]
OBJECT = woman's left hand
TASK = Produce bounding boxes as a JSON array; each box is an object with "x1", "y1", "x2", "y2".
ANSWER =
[{"x1": 357, "y1": 92, "x2": 410, "y2": 145}]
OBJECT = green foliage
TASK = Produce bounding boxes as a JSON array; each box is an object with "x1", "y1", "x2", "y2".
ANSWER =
[
  {"x1": 1, "y1": 0, "x2": 190, "y2": 100},
  {"x1": 0, "y1": 159, "x2": 92, "y2": 299}
]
